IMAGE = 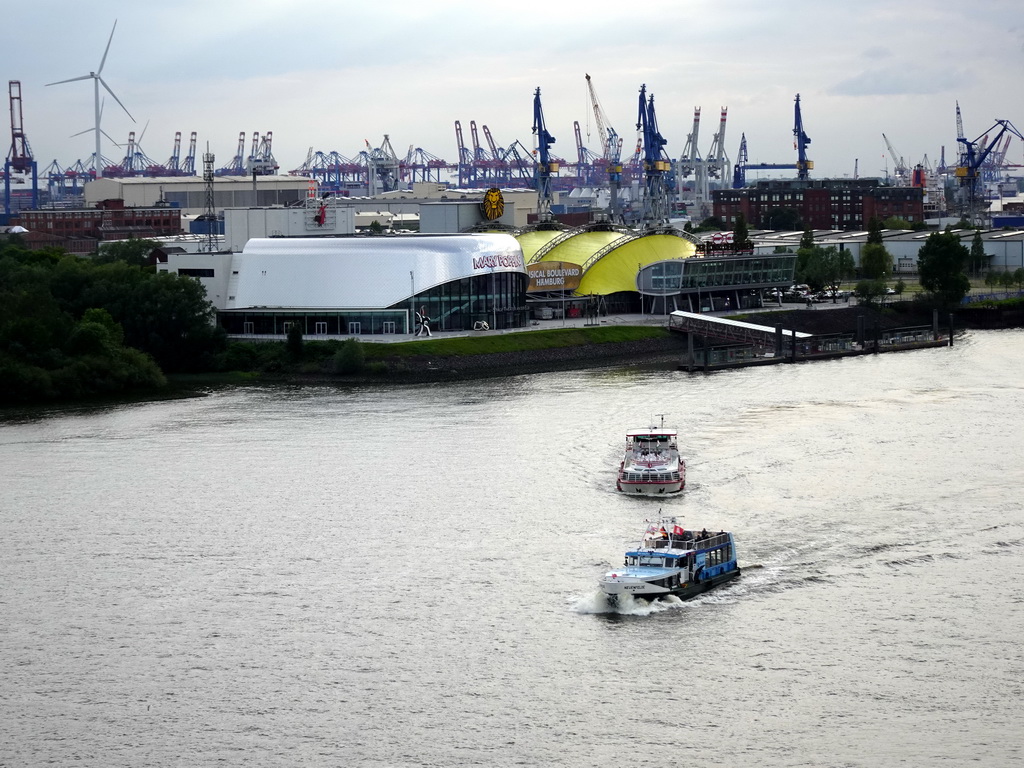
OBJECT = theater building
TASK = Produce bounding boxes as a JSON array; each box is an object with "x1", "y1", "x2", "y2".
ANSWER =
[{"x1": 207, "y1": 233, "x2": 529, "y2": 336}]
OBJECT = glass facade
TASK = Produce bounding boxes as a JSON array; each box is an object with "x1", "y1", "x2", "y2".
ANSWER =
[
  {"x1": 219, "y1": 272, "x2": 529, "y2": 336},
  {"x1": 638, "y1": 255, "x2": 796, "y2": 294},
  {"x1": 390, "y1": 271, "x2": 529, "y2": 332}
]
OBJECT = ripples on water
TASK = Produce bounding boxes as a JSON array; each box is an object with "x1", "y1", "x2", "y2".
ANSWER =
[{"x1": 2, "y1": 331, "x2": 1023, "y2": 766}]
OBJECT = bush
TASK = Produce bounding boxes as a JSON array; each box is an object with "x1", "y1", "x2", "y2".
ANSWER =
[{"x1": 332, "y1": 339, "x2": 365, "y2": 374}]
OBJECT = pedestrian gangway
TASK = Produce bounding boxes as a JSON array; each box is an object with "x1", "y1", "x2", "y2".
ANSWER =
[{"x1": 667, "y1": 311, "x2": 811, "y2": 346}]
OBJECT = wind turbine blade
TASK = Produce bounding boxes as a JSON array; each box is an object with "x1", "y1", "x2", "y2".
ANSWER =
[
  {"x1": 98, "y1": 75, "x2": 134, "y2": 122},
  {"x1": 98, "y1": 20, "x2": 117, "y2": 75},
  {"x1": 102, "y1": 130, "x2": 123, "y2": 147},
  {"x1": 138, "y1": 119, "x2": 150, "y2": 145},
  {"x1": 70, "y1": 126, "x2": 95, "y2": 138},
  {"x1": 46, "y1": 74, "x2": 94, "y2": 87}
]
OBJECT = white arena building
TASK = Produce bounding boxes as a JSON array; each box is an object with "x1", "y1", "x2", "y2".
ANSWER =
[{"x1": 203, "y1": 233, "x2": 529, "y2": 336}]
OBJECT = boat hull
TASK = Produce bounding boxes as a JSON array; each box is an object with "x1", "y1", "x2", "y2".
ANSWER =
[
  {"x1": 616, "y1": 479, "x2": 685, "y2": 495},
  {"x1": 602, "y1": 567, "x2": 740, "y2": 603}
]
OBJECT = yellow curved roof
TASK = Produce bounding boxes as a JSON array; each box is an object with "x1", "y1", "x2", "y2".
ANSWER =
[
  {"x1": 578, "y1": 233, "x2": 697, "y2": 295},
  {"x1": 516, "y1": 229, "x2": 563, "y2": 263},
  {"x1": 533, "y1": 230, "x2": 624, "y2": 267}
]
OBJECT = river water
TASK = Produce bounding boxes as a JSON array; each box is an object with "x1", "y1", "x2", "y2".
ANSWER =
[{"x1": 2, "y1": 330, "x2": 1023, "y2": 767}]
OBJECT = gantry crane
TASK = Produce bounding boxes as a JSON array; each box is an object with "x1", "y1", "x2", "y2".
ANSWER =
[{"x1": 5, "y1": 80, "x2": 39, "y2": 220}]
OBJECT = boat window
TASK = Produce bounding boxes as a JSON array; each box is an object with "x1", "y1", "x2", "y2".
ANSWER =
[{"x1": 638, "y1": 556, "x2": 663, "y2": 566}]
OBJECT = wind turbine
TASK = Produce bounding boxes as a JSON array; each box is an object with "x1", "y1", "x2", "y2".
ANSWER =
[{"x1": 46, "y1": 20, "x2": 135, "y2": 179}]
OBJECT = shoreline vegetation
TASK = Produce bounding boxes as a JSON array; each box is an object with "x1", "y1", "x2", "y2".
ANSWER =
[
  {"x1": 5, "y1": 299, "x2": 1024, "y2": 409},
  {"x1": 166, "y1": 299, "x2": 1020, "y2": 392}
]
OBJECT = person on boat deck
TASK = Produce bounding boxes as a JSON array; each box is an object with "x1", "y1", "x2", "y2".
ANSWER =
[{"x1": 700, "y1": 528, "x2": 708, "y2": 540}]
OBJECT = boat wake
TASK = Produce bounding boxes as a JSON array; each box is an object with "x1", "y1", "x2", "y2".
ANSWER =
[{"x1": 571, "y1": 589, "x2": 695, "y2": 616}]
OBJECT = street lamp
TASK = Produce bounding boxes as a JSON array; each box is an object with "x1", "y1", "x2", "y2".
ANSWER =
[{"x1": 409, "y1": 270, "x2": 415, "y2": 335}]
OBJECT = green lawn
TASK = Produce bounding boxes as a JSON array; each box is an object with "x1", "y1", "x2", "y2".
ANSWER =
[{"x1": 360, "y1": 325, "x2": 669, "y2": 359}]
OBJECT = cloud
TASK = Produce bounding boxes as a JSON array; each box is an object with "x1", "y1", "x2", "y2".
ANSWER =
[{"x1": 831, "y1": 65, "x2": 973, "y2": 97}]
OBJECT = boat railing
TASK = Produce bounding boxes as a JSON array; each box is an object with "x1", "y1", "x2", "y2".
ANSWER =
[{"x1": 641, "y1": 531, "x2": 730, "y2": 552}]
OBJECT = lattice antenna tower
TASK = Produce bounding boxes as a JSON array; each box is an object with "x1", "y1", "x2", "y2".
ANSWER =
[{"x1": 201, "y1": 143, "x2": 217, "y2": 253}]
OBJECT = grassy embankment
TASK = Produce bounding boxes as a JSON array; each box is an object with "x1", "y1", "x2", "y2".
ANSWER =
[{"x1": 170, "y1": 324, "x2": 673, "y2": 387}]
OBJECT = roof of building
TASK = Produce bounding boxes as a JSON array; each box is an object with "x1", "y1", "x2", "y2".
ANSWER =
[{"x1": 229, "y1": 233, "x2": 525, "y2": 311}]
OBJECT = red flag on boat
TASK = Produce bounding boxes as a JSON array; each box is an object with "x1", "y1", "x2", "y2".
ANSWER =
[{"x1": 673, "y1": 525, "x2": 684, "y2": 536}]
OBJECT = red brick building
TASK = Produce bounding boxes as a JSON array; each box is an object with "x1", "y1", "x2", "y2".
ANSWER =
[
  {"x1": 12, "y1": 199, "x2": 183, "y2": 255},
  {"x1": 713, "y1": 179, "x2": 924, "y2": 231}
]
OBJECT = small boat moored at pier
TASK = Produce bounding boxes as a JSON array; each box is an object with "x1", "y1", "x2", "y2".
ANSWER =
[
  {"x1": 599, "y1": 515, "x2": 740, "y2": 603},
  {"x1": 616, "y1": 419, "x2": 685, "y2": 495}
]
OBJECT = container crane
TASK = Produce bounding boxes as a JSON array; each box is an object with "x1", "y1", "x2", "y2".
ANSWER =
[
  {"x1": 165, "y1": 131, "x2": 182, "y2": 174},
  {"x1": 532, "y1": 87, "x2": 557, "y2": 219},
  {"x1": 585, "y1": 73, "x2": 623, "y2": 220},
  {"x1": 636, "y1": 83, "x2": 671, "y2": 228},
  {"x1": 217, "y1": 131, "x2": 248, "y2": 176},
  {"x1": 180, "y1": 132, "x2": 197, "y2": 175},
  {"x1": 5, "y1": 80, "x2": 39, "y2": 220},
  {"x1": 454, "y1": 120, "x2": 475, "y2": 186}
]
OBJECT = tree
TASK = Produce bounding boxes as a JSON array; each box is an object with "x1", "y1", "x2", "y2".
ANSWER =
[
  {"x1": 882, "y1": 216, "x2": 912, "y2": 230},
  {"x1": 985, "y1": 271, "x2": 999, "y2": 293},
  {"x1": 866, "y1": 217, "x2": 883, "y2": 245},
  {"x1": 894, "y1": 277, "x2": 906, "y2": 296},
  {"x1": 1015, "y1": 268, "x2": 1024, "y2": 293},
  {"x1": 917, "y1": 230, "x2": 971, "y2": 306},
  {"x1": 95, "y1": 237, "x2": 160, "y2": 267},
  {"x1": 287, "y1": 321, "x2": 304, "y2": 360},
  {"x1": 762, "y1": 208, "x2": 801, "y2": 231},
  {"x1": 697, "y1": 216, "x2": 726, "y2": 231},
  {"x1": 999, "y1": 270, "x2": 1015, "y2": 295},
  {"x1": 968, "y1": 231, "x2": 992, "y2": 277},
  {"x1": 732, "y1": 212, "x2": 752, "y2": 250},
  {"x1": 860, "y1": 242, "x2": 892, "y2": 281},
  {"x1": 799, "y1": 228, "x2": 815, "y2": 251},
  {"x1": 855, "y1": 278, "x2": 888, "y2": 305},
  {"x1": 332, "y1": 338, "x2": 365, "y2": 374}
]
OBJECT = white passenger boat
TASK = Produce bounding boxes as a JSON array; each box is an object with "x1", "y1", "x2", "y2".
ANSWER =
[
  {"x1": 599, "y1": 514, "x2": 740, "y2": 603},
  {"x1": 616, "y1": 419, "x2": 685, "y2": 495}
]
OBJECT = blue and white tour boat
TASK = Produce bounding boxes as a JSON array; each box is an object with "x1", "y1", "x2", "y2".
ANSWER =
[{"x1": 599, "y1": 514, "x2": 740, "y2": 602}]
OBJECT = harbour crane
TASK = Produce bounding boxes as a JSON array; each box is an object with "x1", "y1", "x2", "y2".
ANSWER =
[
  {"x1": 180, "y1": 131, "x2": 197, "y2": 175},
  {"x1": 532, "y1": 87, "x2": 557, "y2": 219},
  {"x1": 882, "y1": 133, "x2": 909, "y2": 184},
  {"x1": 731, "y1": 94, "x2": 811, "y2": 187},
  {"x1": 573, "y1": 121, "x2": 602, "y2": 186},
  {"x1": 793, "y1": 93, "x2": 812, "y2": 180},
  {"x1": 956, "y1": 118, "x2": 1024, "y2": 223},
  {"x1": 585, "y1": 73, "x2": 623, "y2": 219},
  {"x1": 454, "y1": 120, "x2": 475, "y2": 186},
  {"x1": 5, "y1": 80, "x2": 39, "y2": 220},
  {"x1": 217, "y1": 131, "x2": 248, "y2": 176},
  {"x1": 636, "y1": 83, "x2": 671, "y2": 228},
  {"x1": 165, "y1": 131, "x2": 182, "y2": 174},
  {"x1": 731, "y1": 132, "x2": 798, "y2": 188}
]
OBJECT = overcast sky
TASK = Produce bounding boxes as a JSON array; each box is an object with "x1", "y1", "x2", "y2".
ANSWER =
[{"x1": 4, "y1": 0, "x2": 1022, "y2": 182}]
